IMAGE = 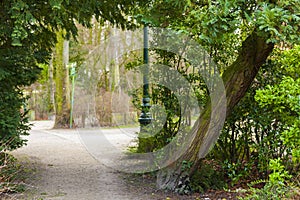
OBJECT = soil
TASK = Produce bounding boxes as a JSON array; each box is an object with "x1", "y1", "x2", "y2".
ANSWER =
[{"x1": 4, "y1": 121, "x2": 240, "y2": 200}]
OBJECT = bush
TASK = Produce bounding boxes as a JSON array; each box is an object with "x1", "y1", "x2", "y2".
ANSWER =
[
  {"x1": 0, "y1": 88, "x2": 31, "y2": 151},
  {"x1": 242, "y1": 159, "x2": 296, "y2": 200}
]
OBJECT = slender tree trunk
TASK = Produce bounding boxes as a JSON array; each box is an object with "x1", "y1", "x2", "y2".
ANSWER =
[
  {"x1": 49, "y1": 53, "x2": 55, "y2": 118},
  {"x1": 156, "y1": 31, "x2": 274, "y2": 192},
  {"x1": 53, "y1": 32, "x2": 71, "y2": 128}
]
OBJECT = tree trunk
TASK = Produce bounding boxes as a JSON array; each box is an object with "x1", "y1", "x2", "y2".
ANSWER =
[
  {"x1": 53, "y1": 32, "x2": 71, "y2": 128},
  {"x1": 156, "y1": 31, "x2": 274, "y2": 192},
  {"x1": 49, "y1": 53, "x2": 55, "y2": 118}
]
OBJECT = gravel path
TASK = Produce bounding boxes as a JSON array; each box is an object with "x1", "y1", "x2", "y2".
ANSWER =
[{"x1": 11, "y1": 121, "x2": 154, "y2": 200}]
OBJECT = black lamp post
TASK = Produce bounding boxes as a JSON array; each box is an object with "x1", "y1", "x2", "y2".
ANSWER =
[{"x1": 138, "y1": 25, "x2": 152, "y2": 128}]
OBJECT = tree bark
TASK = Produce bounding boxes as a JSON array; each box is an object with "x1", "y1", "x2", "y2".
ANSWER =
[
  {"x1": 53, "y1": 32, "x2": 71, "y2": 128},
  {"x1": 49, "y1": 53, "x2": 55, "y2": 117},
  {"x1": 156, "y1": 31, "x2": 274, "y2": 192}
]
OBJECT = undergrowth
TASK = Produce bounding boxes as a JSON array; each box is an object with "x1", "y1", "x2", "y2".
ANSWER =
[
  {"x1": 240, "y1": 159, "x2": 300, "y2": 200},
  {"x1": 190, "y1": 160, "x2": 226, "y2": 193},
  {"x1": 0, "y1": 151, "x2": 26, "y2": 197}
]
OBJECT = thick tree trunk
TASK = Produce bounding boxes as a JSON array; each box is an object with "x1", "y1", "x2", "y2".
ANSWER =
[
  {"x1": 53, "y1": 32, "x2": 71, "y2": 128},
  {"x1": 156, "y1": 31, "x2": 274, "y2": 192}
]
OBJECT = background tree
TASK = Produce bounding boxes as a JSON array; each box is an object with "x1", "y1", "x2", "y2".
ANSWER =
[{"x1": 73, "y1": 22, "x2": 143, "y2": 128}]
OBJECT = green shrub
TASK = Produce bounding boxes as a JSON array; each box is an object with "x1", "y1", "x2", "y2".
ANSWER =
[
  {"x1": 242, "y1": 159, "x2": 295, "y2": 200},
  {"x1": 190, "y1": 160, "x2": 226, "y2": 193},
  {"x1": 0, "y1": 88, "x2": 31, "y2": 151}
]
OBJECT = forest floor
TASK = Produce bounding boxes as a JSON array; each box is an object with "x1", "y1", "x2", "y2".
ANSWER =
[{"x1": 2, "y1": 120, "x2": 240, "y2": 200}]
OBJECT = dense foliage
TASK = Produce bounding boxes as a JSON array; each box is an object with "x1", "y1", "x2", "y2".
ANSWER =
[
  {"x1": 256, "y1": 47, "x2": 300, "y2": 166},
  {"x1": 210, "y1": 46, "x2": 300, "y2": 194},
  {"x1": 133, "y1": 0, "x2": 300, "y2": 194}
]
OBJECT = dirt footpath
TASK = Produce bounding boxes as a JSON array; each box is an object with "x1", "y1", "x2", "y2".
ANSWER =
[{"x1": 10, "y1": 121, "x2": 156, "y2": 200}]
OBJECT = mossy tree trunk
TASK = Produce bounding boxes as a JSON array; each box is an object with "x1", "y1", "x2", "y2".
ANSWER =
[
  {"x1": 53, "y1": 32, "x2": 71, "y2": 128},
  {"x1": 48, "y1": 53, "x2": 55, "y2": 117},
  {"x1": 156, "y1": 31, "x2": 274, "y2": 192}
]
